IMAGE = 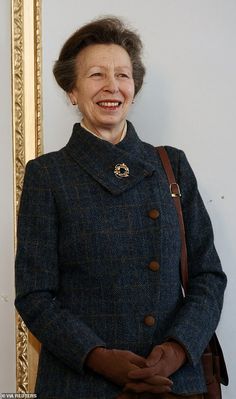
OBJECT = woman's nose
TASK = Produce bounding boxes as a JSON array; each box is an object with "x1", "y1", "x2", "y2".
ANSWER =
[{"x1": 104, "y1": 75, "x2": 119, "y2": 93}]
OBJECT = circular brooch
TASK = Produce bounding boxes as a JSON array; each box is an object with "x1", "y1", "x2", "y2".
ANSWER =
[{"x1": 114, "y1": 163, "x2": 130, "y2": 178}]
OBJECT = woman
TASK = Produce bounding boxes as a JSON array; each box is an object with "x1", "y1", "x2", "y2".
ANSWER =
[{"x1": 15, "y1": 17, "x2": 226, "y2": 399}]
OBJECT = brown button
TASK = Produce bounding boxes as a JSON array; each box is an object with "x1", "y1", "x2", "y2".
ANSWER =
[
  {"x1": 144, "y1": 315, "x2": 156, "y2": 327},
  {"x1": 148, "y1": 209, "x2": 160, "y2": 220},
  {"x1": 149, "y1": 261, "x2": 160, "y2": 272}
]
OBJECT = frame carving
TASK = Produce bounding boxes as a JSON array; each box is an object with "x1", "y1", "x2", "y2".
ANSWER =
[{"x1": 12, "y1": 0, "x2": 42, "y2": 392}]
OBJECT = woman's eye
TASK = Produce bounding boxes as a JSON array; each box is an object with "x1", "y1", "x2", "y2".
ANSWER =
[
  {"x1": 118, "y1": 73, "x2": 129, "y2": 78},
  {"x1": 90, "y1": 72, "x2": 102, "y2": 77}
]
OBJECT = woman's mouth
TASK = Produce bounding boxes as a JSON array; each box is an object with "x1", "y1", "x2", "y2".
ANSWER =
[{"x1": 96, "y1": 101, "x2": 122, "y2": 110}]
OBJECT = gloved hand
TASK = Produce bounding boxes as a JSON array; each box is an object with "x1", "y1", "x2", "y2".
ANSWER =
[
  {"x1": 85, "y1": 347, "x2": 147, "y2": 386},
  {"x1": 123, "y1": 341, "x2": 186, "y2": 394},
  {"x1": 116, "y1": 393, "x2": 137, "y2": 399},
  {"x1": 123, "y1": 375, "x2": 173, "y2": 394}
]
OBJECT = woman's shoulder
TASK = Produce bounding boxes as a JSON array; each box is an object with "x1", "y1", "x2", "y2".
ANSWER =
[
  {"x1": 141, "y1": 140, "x2": 183, "y2": 165},
  {"x1": 26, "y1": 146, "x2": 68, "y2": 169},
  {"x1": 23, "y1": 147, "x2": 70, "y2": 187},
  {"x1": 141, "y1": 140, "x2": 194, "y2": 183}
]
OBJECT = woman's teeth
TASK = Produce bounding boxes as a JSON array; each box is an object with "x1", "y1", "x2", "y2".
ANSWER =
[{"x1": 97, "y1": 101, "x2": 120, "y2": 107}]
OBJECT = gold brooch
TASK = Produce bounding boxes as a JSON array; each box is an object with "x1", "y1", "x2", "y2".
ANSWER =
[{"x1": 114, "y1": 163, "x2": 129, "y2": 178}]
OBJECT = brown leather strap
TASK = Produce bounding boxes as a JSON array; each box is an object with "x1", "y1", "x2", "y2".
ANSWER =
[
  {"x1": 156, "y1": 146, "x2": 188, "y2": 292},
  {"x1": 156, "y1": 146, "x2": 229, "y2": 388}
]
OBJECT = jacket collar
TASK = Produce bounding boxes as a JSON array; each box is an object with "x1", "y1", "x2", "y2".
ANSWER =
[{"x1": 65, "y1": 121, "x2": 155, "y2": 195}]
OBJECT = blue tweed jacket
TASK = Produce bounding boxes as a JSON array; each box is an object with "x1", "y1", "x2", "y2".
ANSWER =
[{"x1": 15, "y1": 121, "x2": 226, "y2": 398}]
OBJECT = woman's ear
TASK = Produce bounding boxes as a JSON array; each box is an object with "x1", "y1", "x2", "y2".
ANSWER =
[{"x1": 67, "y1": 92, "x2": 77, "y2": 106}]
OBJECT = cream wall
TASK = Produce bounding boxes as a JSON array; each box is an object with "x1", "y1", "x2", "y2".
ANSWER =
[
  {"x1": 0, "y1": 0, "x2": 16, "y2": 393},
  {"x1": 42, "y1": 1, "x2": 236, "y2": 397}
]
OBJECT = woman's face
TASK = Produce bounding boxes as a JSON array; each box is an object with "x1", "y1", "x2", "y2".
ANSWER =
[{"x1": 69, "y1": 44, "x2": 135, "y2": 135}]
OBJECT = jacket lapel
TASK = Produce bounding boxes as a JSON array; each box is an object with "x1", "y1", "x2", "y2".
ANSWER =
[{"x1": 65, "y1": 121, "x2": 155, "y2": 196}]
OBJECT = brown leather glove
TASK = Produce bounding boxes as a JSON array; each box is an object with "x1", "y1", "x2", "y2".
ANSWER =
[
  {"x1": 123, "y1": 341, "x2": 186, "y2": 394},
  {"x1": 85, "y1": 347, "x2": 147, "y2": 386},
  {"x1": 116, "y1": 393, "x2": 138, "y2": 399},
  {"x1": 116, "y1": 392, "x2": 160, "y2": 399}
]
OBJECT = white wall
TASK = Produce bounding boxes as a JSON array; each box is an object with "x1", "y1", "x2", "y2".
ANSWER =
[
  {"x1": 0, "y1": 0, "x2": 16, "y2": 393},
  {"x1": 42, "y1": 1, "x2": 236, "y2": 397}
]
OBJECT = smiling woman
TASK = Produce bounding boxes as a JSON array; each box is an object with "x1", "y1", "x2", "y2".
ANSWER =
[
  {"x1": 14, "y1": 13, "x2": 226, "y2": 399},
  {"x1": 67, "y1": 44, "x2": 135, "y2": 143},
  {"x1": 52, "y1": 17, "x2": 145, "y2": 144}
]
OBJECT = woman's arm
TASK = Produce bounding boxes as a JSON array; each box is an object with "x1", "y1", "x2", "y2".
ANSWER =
[
  {"x1": 15, "y1": 160, "x2": 106, "y2": 374},
  {"x1": 163, "y1": 148, "x2": 227, "y2": 366}
]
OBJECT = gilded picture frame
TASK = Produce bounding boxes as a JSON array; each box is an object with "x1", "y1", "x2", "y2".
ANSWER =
[{"x1": 12, "y1": 0, "x2": 42, "y2": 392}]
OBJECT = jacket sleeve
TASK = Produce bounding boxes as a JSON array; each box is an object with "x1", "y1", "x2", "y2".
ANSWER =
[
  {"x1": 15, "y1": 159, "x2": 106, "y2": 374},
  {"x1": 164, "y1": 149, "x2": 227, "y2": 366}
]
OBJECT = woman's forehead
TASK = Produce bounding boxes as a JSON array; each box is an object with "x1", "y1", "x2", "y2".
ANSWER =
[{"x1": 76, "y1": 43, "x2": 132, "y2": 69}]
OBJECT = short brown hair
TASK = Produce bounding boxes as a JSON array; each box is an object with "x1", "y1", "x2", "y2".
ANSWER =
[{"x1": 53, "y1": 16, "x2": 145, "y2": 96}]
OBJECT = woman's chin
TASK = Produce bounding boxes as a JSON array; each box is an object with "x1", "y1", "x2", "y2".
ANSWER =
[{"x1": 92, "y1": 117, "x2": 126, "y2": 132}]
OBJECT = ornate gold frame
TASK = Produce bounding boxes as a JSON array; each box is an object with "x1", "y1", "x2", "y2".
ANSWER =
[{"x1": 12, "y1": 0, "x2": 42, "y2": 392}]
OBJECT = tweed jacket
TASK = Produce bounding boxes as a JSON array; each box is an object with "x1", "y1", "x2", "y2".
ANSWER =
[{"x1": 15, "y1": 121, "x2": 226, "y2": 399}]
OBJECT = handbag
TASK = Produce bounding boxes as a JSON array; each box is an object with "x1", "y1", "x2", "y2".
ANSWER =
[{"x1": 156, "y1": 146, "x2": 229, "y2": 399}]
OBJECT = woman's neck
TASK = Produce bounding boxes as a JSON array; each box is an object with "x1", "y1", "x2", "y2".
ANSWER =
[{"x1": 81, "y1": 119, "x2": 127, "y2": 144}]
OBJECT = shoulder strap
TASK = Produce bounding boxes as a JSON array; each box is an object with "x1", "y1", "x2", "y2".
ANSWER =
[
  {"x1": 156, "y1": 146, "x2": 188, "y2": 293},
  {"x1": 156, "y1": 146, "x2": 229, "y2": 386}
]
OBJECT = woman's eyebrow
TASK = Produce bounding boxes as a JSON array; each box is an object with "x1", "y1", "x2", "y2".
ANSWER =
[{"x1": 87, "y1": 64, "x2": 132, "y2": 70}]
